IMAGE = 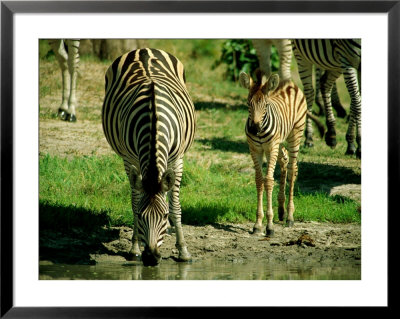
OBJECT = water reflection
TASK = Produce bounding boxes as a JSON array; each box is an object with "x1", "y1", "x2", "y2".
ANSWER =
[{"x1": 39, "y1": 259, "x2": 361, "y2": 280}]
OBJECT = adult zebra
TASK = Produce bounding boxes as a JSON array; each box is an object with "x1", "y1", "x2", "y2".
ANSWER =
[
  {"x1": 292, "y1": 39, "x2": 361, "y2": 157},
  {"x1": 48, "y1": 39, "x2": 80, "y2": 122},
  {"x1": 102, "y1": 48, "x2": 196, "y2": 266},
  {"x1": 252, "y1": 39, "x2": 346, "y2": 118},
  {"x1": 239, "y1": 69, "x2": 324, "y2": 236}
]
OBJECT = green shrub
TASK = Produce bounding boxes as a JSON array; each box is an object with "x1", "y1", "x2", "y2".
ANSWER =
[{"x1": 212, "y1": 39, "x2": 279, "y2": 82}]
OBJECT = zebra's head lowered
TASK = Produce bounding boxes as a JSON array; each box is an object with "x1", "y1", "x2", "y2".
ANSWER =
[
  {"x1": 129, "y1": 166, "x2": 176, "y2": 266},
  {"x1": 239, "y1": 69, "x2": 280, "y2": 135}
]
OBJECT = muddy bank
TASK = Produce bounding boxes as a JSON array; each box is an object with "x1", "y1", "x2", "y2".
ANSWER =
[{"x1": 40, "y1": 221, "x2": 361, "y2": 271}]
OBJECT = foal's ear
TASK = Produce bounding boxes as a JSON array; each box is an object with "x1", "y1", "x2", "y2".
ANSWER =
[
  {"x1": 239, "y1": 71, "x2": 253, "y2": 89},
  {"x1": 262, "y1": 73, "x2": 280, "y2": 96},
  {"x1": 161, "y1": 169, "x2": 176, "y2": 193}
]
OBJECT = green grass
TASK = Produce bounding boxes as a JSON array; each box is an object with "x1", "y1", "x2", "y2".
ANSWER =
[{"x1": 39, "y1": 39, "x2": 361, "y2": 231}]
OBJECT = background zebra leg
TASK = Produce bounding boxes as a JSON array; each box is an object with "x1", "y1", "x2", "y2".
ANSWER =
[
  {"x1": 315, "y1": 67, "x2": 325, "y2": 116},
  {"x1": 252, "y1": 40, "x2": 272, "y2": 77},
  {"x1": 342, "y1": 66, "x2": 361, "y2": 157},
  {"x1": 275, "y1": 39, "x2": 292, "y2": 81},
  {"x1": 331, "y1": 83, "x2": 347, "y2": 118},
  {"x1": 263, "y1": 146, "x2": 279, "y2": 236},
  {"x1": 48, "y1": 39, "x2": 70, "y2": 120},
  {"x1": 295, "y1": 56, "x2": 315, "y2": 147},
  {"x1": 303, "y1": 80, "x2": 316, "y2": 148},
  {"x1": 320, "y1": 70, "x2": 341, "y2": 148},
  {"x1": 65, "y1": 39, "x2": 80, "y2": 122},
  {"x1": 168, "y1": 160, "x2": 191, "y2": 262},
  {"x1": 277, "y1": 146, "x2": 288, "y2": 222},
  {"x1": 249, "y1": 147, "x2": 265, "y2": 235}
]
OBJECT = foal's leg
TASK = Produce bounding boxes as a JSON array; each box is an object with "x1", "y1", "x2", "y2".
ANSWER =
[
  {"x1": 277, "y1": 146, "x2": 288, "y2": 222},
  {"x1": 263, "y1": 144, "x2": 279, "y2": 236},
  {"x1": 249, "y1": 144, "x2": 265, "y2": 235}
]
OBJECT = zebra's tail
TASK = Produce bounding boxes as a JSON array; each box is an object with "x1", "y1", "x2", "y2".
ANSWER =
[{"x1": 307, "y1": 111, "x2": 325, "y2": 138}]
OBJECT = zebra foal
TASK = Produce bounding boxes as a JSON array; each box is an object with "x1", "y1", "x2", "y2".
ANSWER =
[
  {"x1": 102, "y1": 48, "x2": 196, "y2": 266},
  {"x1": 240, "y1": 69, "x2": 323, "y2": 236}
]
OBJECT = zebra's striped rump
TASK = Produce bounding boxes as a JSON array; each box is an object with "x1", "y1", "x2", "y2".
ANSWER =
[{"x1": 102, "y1": 48, "x2": 195, "y2": 265}]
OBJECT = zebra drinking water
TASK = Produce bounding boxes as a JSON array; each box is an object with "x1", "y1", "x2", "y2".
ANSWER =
[
  {"x1": 102, "y1": 48, "x2": 196, "y2": 266},
  {"x1": 48, "y1": 39, "x2": 80, "y2": 122},
  {"x1": 292, "y1": 39, "x2": 361, "y2": 157},
  {"x1": 239, "y1": 69, "x2": 324, "y2": 236}
]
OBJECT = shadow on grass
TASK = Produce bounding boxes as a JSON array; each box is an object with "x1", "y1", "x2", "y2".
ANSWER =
[
  {"x1": 181, "y1": 161, "x2": 360, "y2": 226},
  {"x1": 197, "y1": 137, "x2": 248, "y2": 154},
  {"x1": 295, "y1": 161, "x2": 360, "y2": 195},
  {"x1": 194, "y1": 101, "x2": 246, "y2": 111},
  {"x1": 39, "y1": 200, "x2": 118, "y2": 264}
]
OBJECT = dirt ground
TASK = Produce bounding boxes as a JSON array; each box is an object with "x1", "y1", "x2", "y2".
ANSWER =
[
  {"x1": 39, "y1": 221, "x2": 361, "y2": 270},
  {"x1": 39, "y1": 119, "x2": 361, "y2": 269}
]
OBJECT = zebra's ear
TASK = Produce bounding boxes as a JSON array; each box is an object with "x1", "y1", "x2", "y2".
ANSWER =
[
  {"x1": 129, "y1": 166, "x2": 143, "y2": 191},
  {"x1": 239, "y1": 72, "x2": 252, "y2": 89},
  {"x1": 161, "y1": 169, "x2": 176, "y2": 193},
  {"x1": 262, "y1": 73, "x2": 280, "y2": 95}
]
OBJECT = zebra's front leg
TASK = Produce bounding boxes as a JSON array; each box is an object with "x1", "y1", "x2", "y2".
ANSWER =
[
  {"x1": 128, "y1": 189, "x2": 142, "y2": 261},
  {"x1": 168, "y1": 159, "x2": 191, "y2": 262},
  {"x1": 277, "y1": 146, "x2": 288, "y2": 222},
  {"x1": 249, "y1": 146, "x2": 265, "y2": 235},
  {"x1": 264, "y1": 146, "x2": 279, "y2": 236}
]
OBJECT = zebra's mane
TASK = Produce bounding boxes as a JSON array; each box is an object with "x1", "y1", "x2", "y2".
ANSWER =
[
  {"x1": 251, "y1": 78, "x2": 294, "y2": 100},
  {"x1": 142, "y1": 81, "x2": 164, "y2": 195}
]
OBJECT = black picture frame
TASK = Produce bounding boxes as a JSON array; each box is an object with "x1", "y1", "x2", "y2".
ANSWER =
[{"x1": 1, "y1": 0, "x2": 396, "y2": 317}]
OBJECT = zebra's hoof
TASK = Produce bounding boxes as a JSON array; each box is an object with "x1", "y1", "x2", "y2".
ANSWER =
[
  {"x1": 57, "y1": 109, "x2": 68, "y2": 121},
  {"x1": 335, "y1": 106, "x2": 347, "y2": 118},
  {"x1": 304, "y1": 141, "x2": 314, "y2": 148},
  {"x1": 126, "y1": 253, "x2": 141, "y2": 262},
  {"x1": 278, "y1": 207, "x2": 285, "y2": 221},
  {"x1": 266, "y1": 228, "x2": 274, "y2": 237},
  {"x1": 345, "y1": 145, "x2": 356, "y2": 156},
  {"x1": 325, "y1": 135, "x2": 337, "y2": 148},
  {"x1": 356, "y1": 149, "x2": 361, "y2": 159},
  {"x1": 252, "y1": 226, "x2": 264, "y2": 236},
  {"x1": 68, "y1": 114, "x2": 77, "y2": 122},
  {"x1": 286, "y1": 220, "x2": 294, "y2": 227},
  {"x1": 177, "y1": 250, "x2": 192, "y2": 262}
]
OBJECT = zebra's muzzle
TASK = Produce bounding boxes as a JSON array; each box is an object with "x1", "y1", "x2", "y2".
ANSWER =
[
  {"x1": 251, "y1": 121, "x2": 263, "y2": 136},
  {"x1": 142, "y1": 246, "x2": 161, "y2": 266}
]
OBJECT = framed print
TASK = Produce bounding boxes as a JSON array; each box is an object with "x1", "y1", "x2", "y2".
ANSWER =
[{"x1": 1, "y1": 0, "x2": 396, "y2": 317}]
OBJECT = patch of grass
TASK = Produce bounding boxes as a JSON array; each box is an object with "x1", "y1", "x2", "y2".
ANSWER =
[
  {"x1": 39, "y1": 152, "x2": 360, "y2": 228},
  {"x1": 40, "y1": 154, "x2": 132, "y2": 226}
]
